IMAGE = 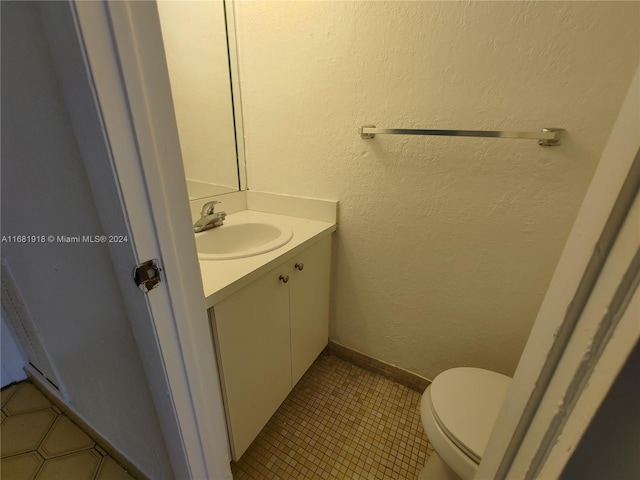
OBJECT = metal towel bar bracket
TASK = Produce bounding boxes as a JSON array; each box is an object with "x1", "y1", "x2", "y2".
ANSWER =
[{"x1": 359, "y1": 126, "x2": 565, "y2": 146}]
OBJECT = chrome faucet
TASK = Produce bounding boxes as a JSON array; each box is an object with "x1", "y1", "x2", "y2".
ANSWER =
[{"x1": 193, "y1": 201, "x2": 226, "y2": 233}]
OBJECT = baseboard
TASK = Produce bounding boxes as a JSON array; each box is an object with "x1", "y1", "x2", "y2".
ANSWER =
[
  {"x1": 25, "y1": 365, "x2": 149, "y2": 480},
  {"x1": 327, "y1": 340, "x2": 430, "y2": 393}
]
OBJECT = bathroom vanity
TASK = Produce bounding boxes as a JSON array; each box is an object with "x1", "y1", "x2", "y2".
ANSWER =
[
  {"x1": 195, "y1": 194, "x2": 336, "y2": 461},
  {"x1": 210, "y1": 237, "x2": 330, "y2": 459}
]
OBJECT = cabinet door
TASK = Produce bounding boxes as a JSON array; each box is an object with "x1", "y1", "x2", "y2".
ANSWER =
[
  {"x1": 290, "y1": 236, "x2": 332, "y2": 385},
  {"x1": 211, "y1": 263, "x2": 291, "y2": 460}
]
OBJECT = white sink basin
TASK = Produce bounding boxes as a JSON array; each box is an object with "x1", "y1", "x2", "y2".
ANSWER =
[{"x1": 196, "y1": 221, "x2": 293, "y2": 260}]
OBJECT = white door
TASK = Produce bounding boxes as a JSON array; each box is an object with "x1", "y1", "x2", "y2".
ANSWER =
[
  {"x1": 212, "y1": 263, "x2": 292, "y2": 460},
  {"x1": 37, "y1": 2, "x2": 232, "y2": 479}
]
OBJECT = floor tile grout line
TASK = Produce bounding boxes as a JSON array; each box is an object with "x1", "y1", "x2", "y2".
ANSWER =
[
  {"x1": 0, "y1": 382, "x2": 20, "y2": 407},
  {"x1": 35, "y1": 409, "x2": 62, "y2": 458},
  {"x1": 33, "y1": 450, "x2": 46, "y2": 480},
  {"x1": 92, "y1": 449, "x2": 107, "y2": 480}
]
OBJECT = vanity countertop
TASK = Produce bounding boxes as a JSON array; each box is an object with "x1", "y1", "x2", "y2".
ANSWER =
[{"x1": 199, "y1": 209, "x2": 336, "y2": 308}]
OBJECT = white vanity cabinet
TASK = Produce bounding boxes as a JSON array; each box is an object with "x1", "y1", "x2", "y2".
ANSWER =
[{"x1": 210, "y1": 236, "x2": 331, "y2": 460}]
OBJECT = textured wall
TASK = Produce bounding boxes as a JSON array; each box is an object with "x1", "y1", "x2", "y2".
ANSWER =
[{"x1": 234, "y1": 1, "x2": 639, "y2": 380}]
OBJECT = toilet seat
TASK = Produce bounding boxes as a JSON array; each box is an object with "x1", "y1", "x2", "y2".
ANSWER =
[
  {"x1": 421, "y1": 392, "x2": 477, "y2": 480},
  {"x1": 420, "y1": 368, "x2": 511, "y2": 480}
]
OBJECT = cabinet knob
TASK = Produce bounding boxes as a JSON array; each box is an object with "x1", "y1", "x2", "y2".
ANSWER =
[
  {"x1": 295, "y1": 263, "x2": 304, "y2": 271},
  {"x1": 279, "y1": 274, "x2": 289, "y2": 284}
]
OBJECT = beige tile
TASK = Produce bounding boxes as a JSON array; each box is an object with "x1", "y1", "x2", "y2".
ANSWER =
[
  {"x1": 1, "y1": 409, "x2": 57, "y2": 458},
  {"x1": 3, "y1": 383, "x2": 53, "y2": 415},
  {"x1": 38, "y1": 415, "x2": 94, "y2": 458},
  {"x1": 36, "y1": 449, "x2": 101, "y2": 480},
  {"x1": 95, "y1": 456, "x2": 137, "y2": 480},
  {"x1": 0, "y1": 451, "x2": 44, "y2": 480},
  {"x1": 1, "y1": 383, "x2": 20, "y2": 407},
  {"x1": 1, "y1": 383, "x2": 132, "y2": 479},
  {"x1": 232, "y1": 352, "x2": 431, "y2": 479}
]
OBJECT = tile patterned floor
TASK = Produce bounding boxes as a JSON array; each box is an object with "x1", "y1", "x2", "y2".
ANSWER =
[
  {"x1": 1, "y1": 381, "x2": 136, "y2": 480},
  {"x1": 1, "y1": 353, "x2": 433, "y2": 480},
  {"x1": 231, "y1": 351, "x2": 434, "y2": 480}
]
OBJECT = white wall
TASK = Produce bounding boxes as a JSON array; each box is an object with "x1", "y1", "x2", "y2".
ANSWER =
[
  {"x1": 0, "y1": 3, "x2": 172, "y2": 478},
  {"x1": 157, "y1": 0, "x2": 239, "y2": 194},
  {"x1": 234, "y1": 1, "x2": 640, "y2": 380}
]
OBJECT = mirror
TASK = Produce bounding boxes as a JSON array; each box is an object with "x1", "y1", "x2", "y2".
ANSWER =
[{"x1": 157, "y1": 0, "x2": 245, "y2": 200}]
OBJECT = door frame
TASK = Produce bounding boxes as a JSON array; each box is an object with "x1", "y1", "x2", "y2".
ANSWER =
[{"x1": 38, "y1": 1, "x2": 232, "y2": 479}]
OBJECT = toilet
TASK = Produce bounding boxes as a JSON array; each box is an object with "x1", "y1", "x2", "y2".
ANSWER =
[{"x1": 419, "y1": 367, "x2": 511, "y2": 480}]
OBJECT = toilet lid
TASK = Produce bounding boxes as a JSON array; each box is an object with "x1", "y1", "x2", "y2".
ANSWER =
[{"x1": 429, "y1": 367, "x2": 511, "y2": 463}]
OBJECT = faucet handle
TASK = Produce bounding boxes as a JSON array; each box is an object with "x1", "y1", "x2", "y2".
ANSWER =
[{"x1": 201, "y1": 201, "x2": 220, "y2": 216}]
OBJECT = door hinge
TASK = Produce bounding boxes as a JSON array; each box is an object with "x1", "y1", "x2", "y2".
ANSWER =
[{"x1": 134, "y1": 259, "x2": 162, "y2": 293}]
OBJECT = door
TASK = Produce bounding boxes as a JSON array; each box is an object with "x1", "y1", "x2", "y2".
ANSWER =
[
  {"x1": 37, "y1": 2, "x2": 232, "y2": 479},
  {"x1": 212, "y1": 263, "x2": 292, "y2": 460},
  {"x1": 290, "y1": 237, "x2": 332, "y2": 385}
]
